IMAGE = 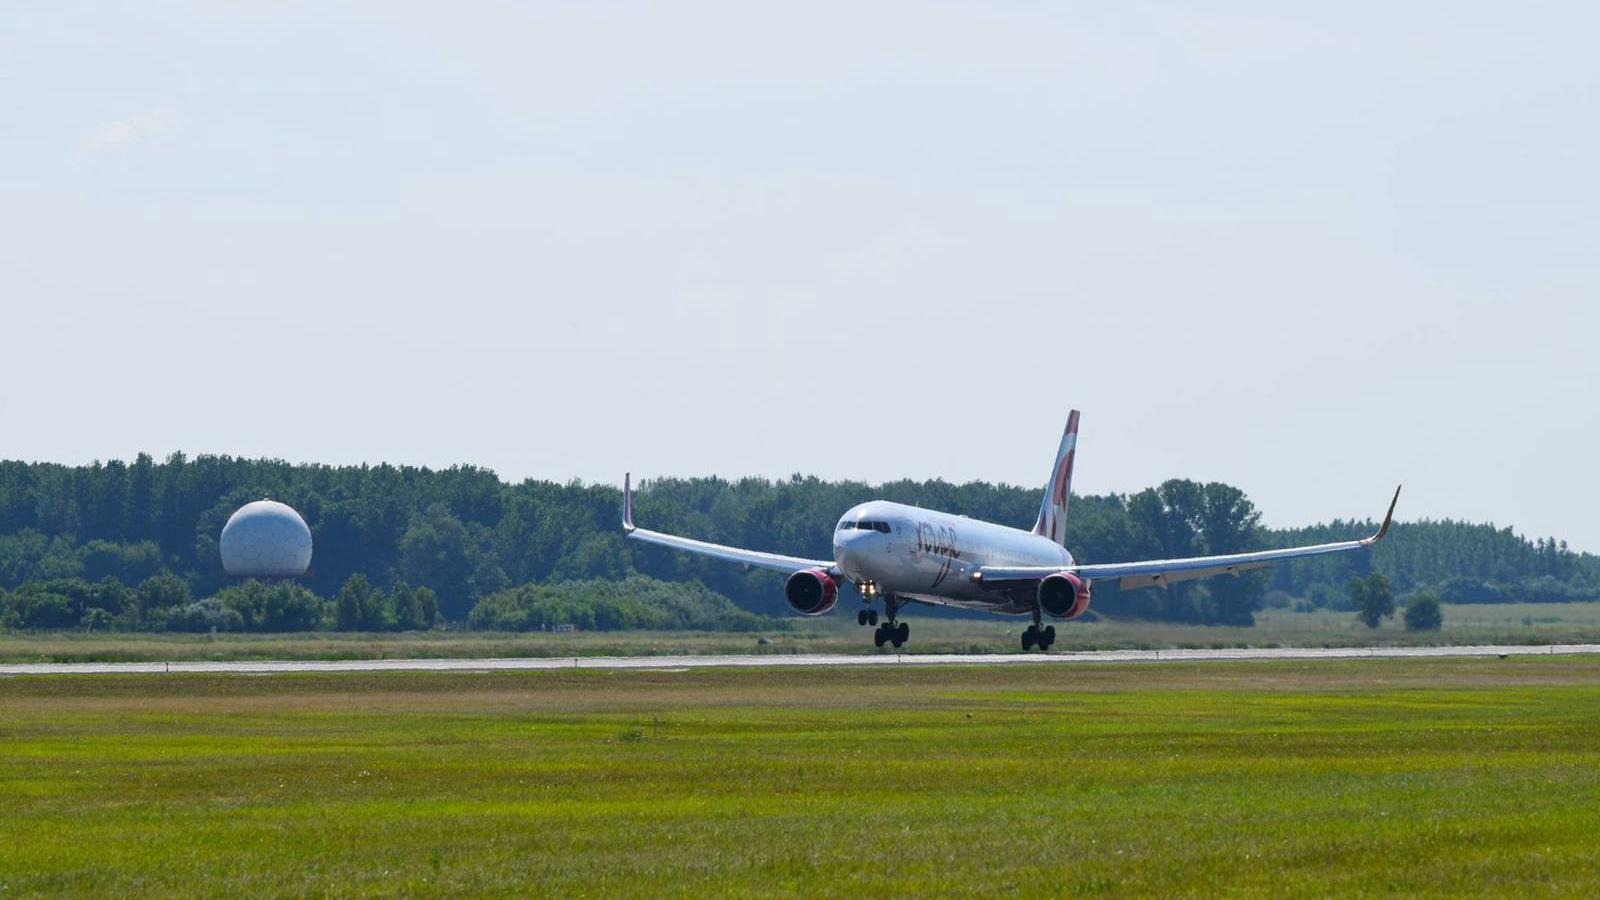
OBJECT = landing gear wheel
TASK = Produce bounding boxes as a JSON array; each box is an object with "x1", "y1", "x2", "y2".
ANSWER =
[
  {"x1": 1040, "y1": 625, "x2": 1056, "y2": 651},
  {"x1": 858, "y1": 610, "x2": 869, "y2": 627},
  {"x1": 873, "y1": 626, "x2": 888, "y2": 648},
  {"x1": 867, "y1": 610, "x2": 879, "y2": 627},
  {"x1": 890, "y1": 622, "x2": 909, "y2": 648},
  {"x1": 1021, "y1": 626, "x2": 1037, "y2": 652}
]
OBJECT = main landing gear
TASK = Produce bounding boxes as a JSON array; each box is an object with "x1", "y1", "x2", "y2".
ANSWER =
[
  {"x1": 875, "y1": 620, "x2": 910, "y2": 649},
  {"x1": 1021, "y1": 607, "x2": 1055, "y2": 652},
  {"x1": 867, "y1": 594, "x2": 909, "y2": 649}
]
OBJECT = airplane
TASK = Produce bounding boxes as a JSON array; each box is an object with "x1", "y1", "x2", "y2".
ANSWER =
[{"x1": 622, "y1": 411, "x2": 1401, "y2": 651}]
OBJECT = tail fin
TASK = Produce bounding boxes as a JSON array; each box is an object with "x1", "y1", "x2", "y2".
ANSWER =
[{"x1": 1032, "y1": 411, "x2": 1080, "y2": 547}]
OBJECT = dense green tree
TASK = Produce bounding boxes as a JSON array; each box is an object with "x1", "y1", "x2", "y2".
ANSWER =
[
  {"x1": 128, "y1": 453, "x2": 156, "y2": 541},
  {"x1": 335, "y1": 573, "x2": 385, "y2": 631},
  {"x1": 1352, "y1": 573, "x2": 1396, "y2": 628},
  {"x1": 414, "y1": 586, "x2": 440, "y2": 630},
  {"x1": 1403, "y1": 591, "x2": 1443, "y2": 631},
  {"x1": 7, "y1": 585, "x2": 76, "y2": 629},
  {"x1": 88, "y1": 577, "x2": 133, "y2": 620},
  {"x1": 388, "y1": 581, "x2": 439, "y2": 631},
  {"x1": 398, "y1": 504, "x2": 476, "y2": 620},
  {"x1": 2, "y1": 577, "x2": 130, "y2": 628},
  {"x1": 0, "y1": 530, "x2": 51, "y2": 586},
  {"x1": 81, "y1": 607, "x2": 113, "y2": 632},
  {"x1": 161, "y1": 598, "x2": 245, "y2": 632},
  {"x1": 215, "y1": 580, "x2": 324, "y2": 632},
  {"x1": 135, "y1": 573, "x2": 192, "y2": 617},
  {"x1": 81, "y1": 540, "x2": 163, "y2": 583},
  {"x1": 0, "y1": 531, "x2": 85, "y2": 587}
]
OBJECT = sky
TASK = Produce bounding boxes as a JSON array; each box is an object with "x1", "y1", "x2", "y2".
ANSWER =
[{"x1": 1, "y1": 2, "x2": 1596, "y2": 549}]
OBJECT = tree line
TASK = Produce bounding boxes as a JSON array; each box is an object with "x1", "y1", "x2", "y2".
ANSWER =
[{"x1": 0, "y1": 454, "x2": 1595, "y2": 631}]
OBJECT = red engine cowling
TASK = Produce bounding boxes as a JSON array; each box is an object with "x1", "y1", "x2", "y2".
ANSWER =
[
  {"x1": 1038, "y1": 572, "x2": 1092, "y2": 620},
  {"x1": 784, "y1": 568, "x2": 839, "y2": 616}
]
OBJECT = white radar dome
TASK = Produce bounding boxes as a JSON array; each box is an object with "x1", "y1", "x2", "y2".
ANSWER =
[{"x1": 219, "y1": 500, "x2": 313, "y2": 578}]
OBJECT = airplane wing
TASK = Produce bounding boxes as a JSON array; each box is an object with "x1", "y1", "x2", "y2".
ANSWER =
[
  {"x1": 973, "y1": 486, "x2": 1402, "y2": 592},
  {"x1": 621, "y1": 474, "x2": 840, "y2": 577}
]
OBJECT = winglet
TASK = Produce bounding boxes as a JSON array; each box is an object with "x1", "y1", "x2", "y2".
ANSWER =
[
  {"x1": 622, "y1": 473, "x2": 636, "y2": 532},
  {"x1": 1364, "y1": 485, "x2": 1402, "y2": 545}
]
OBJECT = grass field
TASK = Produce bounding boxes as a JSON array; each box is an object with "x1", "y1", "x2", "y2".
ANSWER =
[
  {"x1": 3, "y1": 657, "x2": 1600, "y2": 896},
  {"x1": 3, "y1": 602, "x2": 1600, "y2": 663}
]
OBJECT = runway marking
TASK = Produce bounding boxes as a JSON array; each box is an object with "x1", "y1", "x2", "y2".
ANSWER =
[{"x1": 2, "y1": 644, "x2": 1598, "y2": 676}]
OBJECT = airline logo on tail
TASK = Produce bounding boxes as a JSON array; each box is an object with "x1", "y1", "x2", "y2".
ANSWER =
[{"x1": 1032, "y1": 411, "x2": 1079, "y2": 547}]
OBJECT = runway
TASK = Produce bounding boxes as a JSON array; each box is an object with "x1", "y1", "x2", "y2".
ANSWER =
[{"x1": 3, "y1": 643, "x2": 1599, "y2": 676}]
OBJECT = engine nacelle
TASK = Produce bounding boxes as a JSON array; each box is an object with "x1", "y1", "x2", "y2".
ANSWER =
[
  {"x1": 1038, "y1": 572, "x2": 1092, "y2": 620},
  {"x1": 784, "y1": 568, "x2": 839, "y2": 616}
]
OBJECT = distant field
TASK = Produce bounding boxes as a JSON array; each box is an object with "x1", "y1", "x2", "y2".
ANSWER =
[
  {"x1": 3, "y1": 657, "x2": 1600, "y2": 896},
  {"x1": 1253, "y1": 600, "x2": 1600, "y2": 641},
  {"x1": 3, "y1": 601, "x2": 1600, "y2": 663}
]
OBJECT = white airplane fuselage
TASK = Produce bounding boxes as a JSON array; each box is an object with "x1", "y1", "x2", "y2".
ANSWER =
[{"x1": 832, "y1": 500, "x2": 1072, "y2": 615}]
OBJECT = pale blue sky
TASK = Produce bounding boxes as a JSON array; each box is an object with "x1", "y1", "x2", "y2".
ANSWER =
[{"x1": 2, "y1": 2, "x2": 1596, "y2": 548}]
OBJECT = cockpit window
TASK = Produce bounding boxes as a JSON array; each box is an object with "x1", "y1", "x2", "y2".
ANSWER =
[
  {"x1": 837, "y1": 521, "x2": 854, "y2": 531},
  {"x1": 841, "y1": 520, "x2": 892, "y2": 533},
  {"x1": 873, "y1": 521, "x2": 891, "y2": 533}
]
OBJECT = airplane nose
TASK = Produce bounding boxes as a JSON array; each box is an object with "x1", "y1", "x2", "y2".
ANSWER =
[{"x1": 833, "y1": 531, "x2": 866, "y2": 572}]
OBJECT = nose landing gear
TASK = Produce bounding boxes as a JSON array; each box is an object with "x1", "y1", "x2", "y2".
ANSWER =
[{"x1": 856, "y1": 581, "x2": 882, "y2": 627}]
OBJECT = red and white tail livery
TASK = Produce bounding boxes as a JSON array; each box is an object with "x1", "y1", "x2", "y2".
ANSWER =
[{"x1": 1032, "y1": 410, "x2": 1079, "y2": 547}]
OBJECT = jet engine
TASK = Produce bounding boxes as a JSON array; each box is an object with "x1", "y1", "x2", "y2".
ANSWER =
[
  {"x1": 1038, "y1": 572, "x2": 1092, "y2": 620},
  {"x1": 785, "y1": 568, "x2": 839, "y2": 616}
]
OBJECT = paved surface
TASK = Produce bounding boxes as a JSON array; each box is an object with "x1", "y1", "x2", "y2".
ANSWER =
[{"x1": 3, "y1": 643, "x2": 1598, "y2": 676}]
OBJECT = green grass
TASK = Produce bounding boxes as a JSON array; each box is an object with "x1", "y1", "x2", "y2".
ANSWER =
[
  {"x1": 3, "y1": 658, "x2": 1600, "y2": 896},
  {"x1": 5, "y1": 601, "x2": 1600, "y2": 663}
]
